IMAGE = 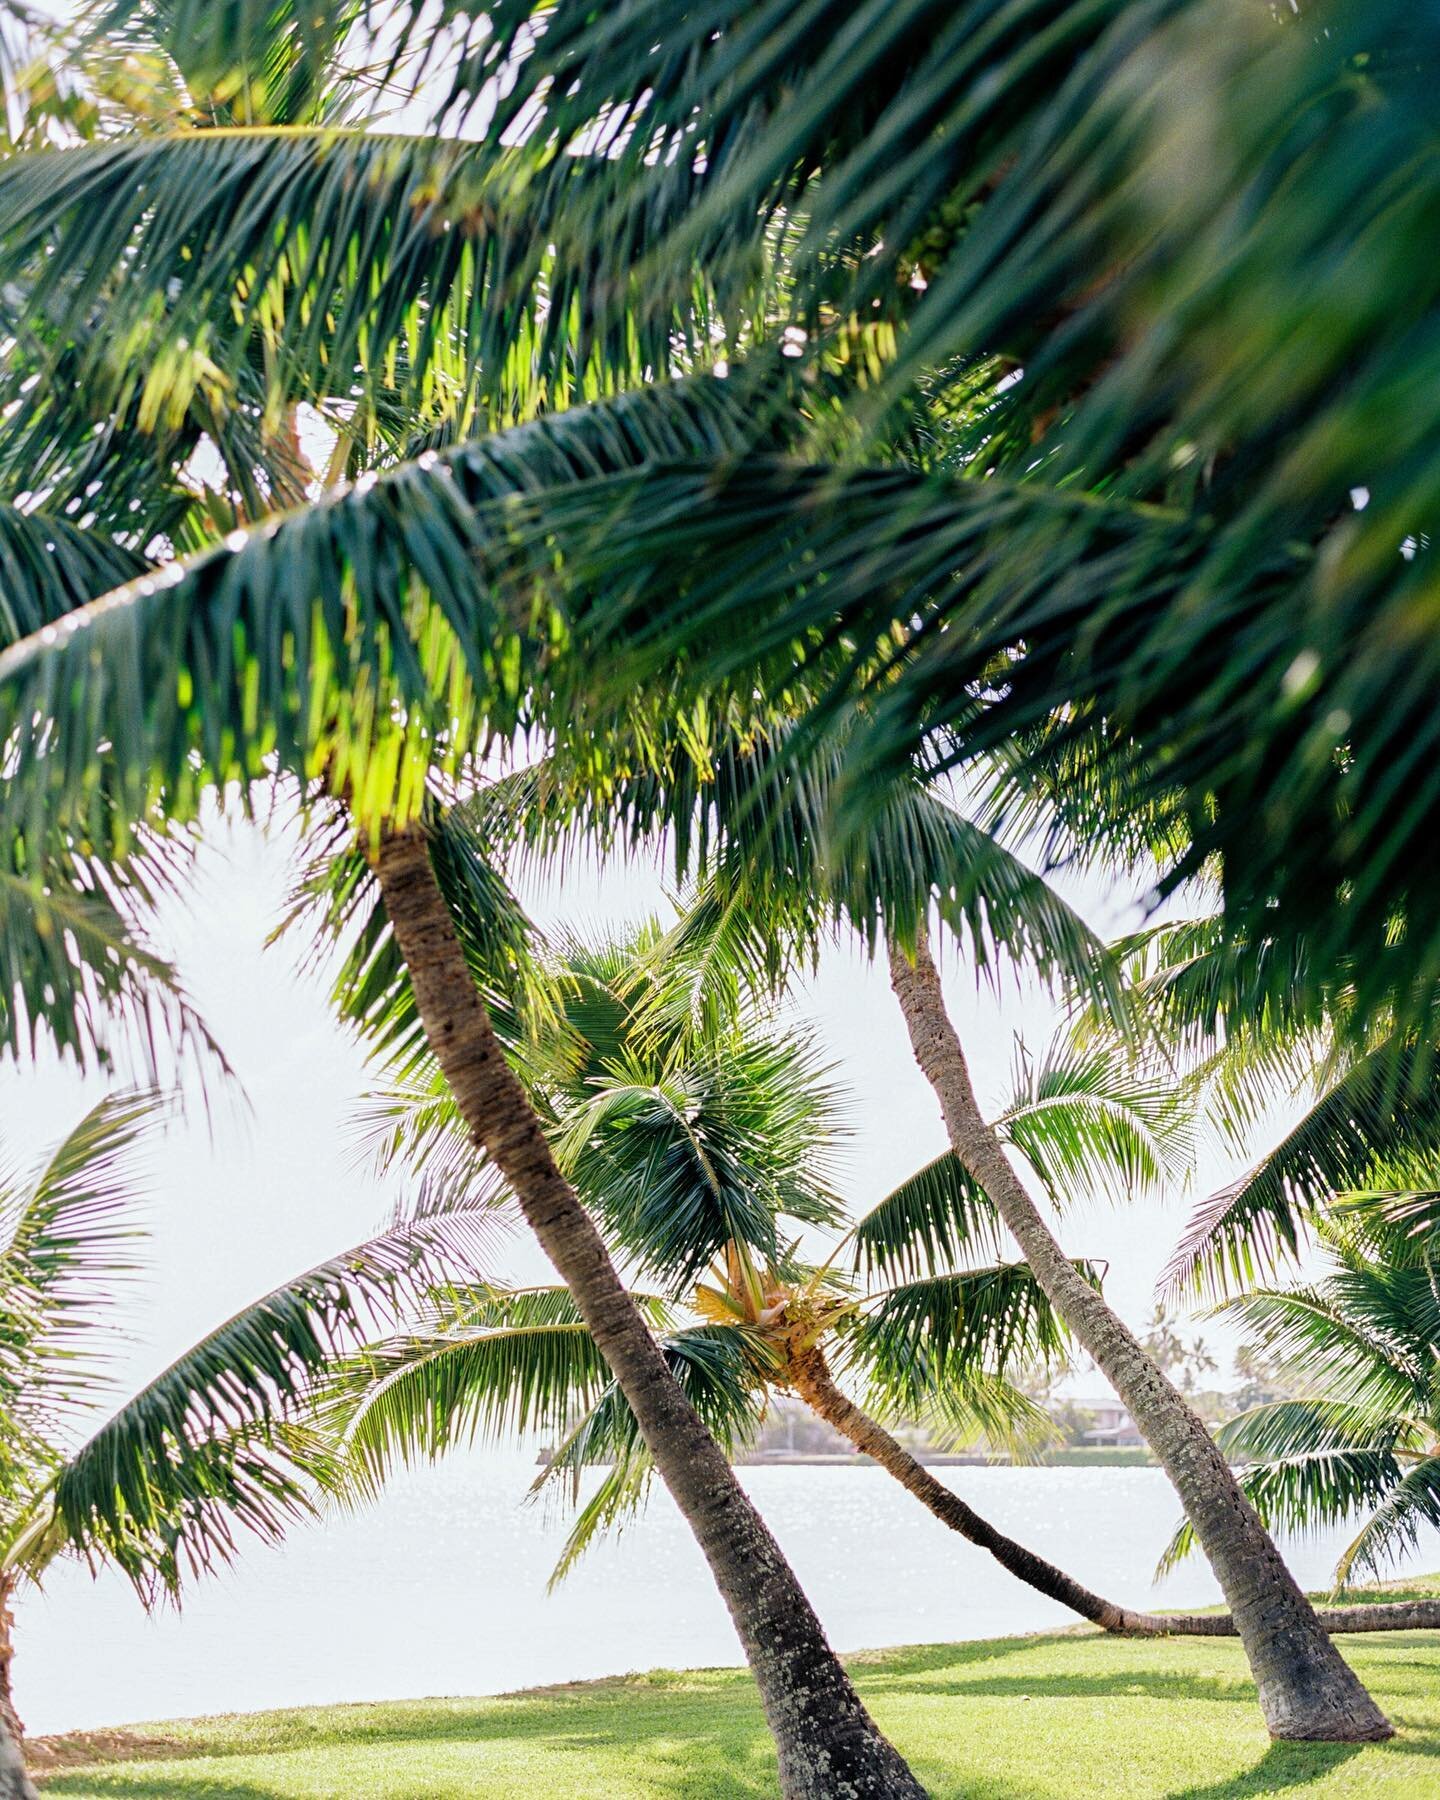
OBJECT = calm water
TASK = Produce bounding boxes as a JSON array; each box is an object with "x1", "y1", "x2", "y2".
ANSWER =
[{"x1": 17, "y1": 1452, "x2": 1435, "y2": 1737}]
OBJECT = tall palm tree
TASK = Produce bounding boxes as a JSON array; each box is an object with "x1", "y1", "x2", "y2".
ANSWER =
[
  {"x1": 0, "y1": 11, "x2": 926, "y2": 1788},
  {"x1": 0, "y1": 1088, "x2": 507, "y2": 1777},
  {"x1": 1160, "y1": 1206, "x2": 1440, "y2": 1624},
  {"x1": 460, "y1": 725, "x2": 1404, "y2": 1728},
  {"x1": 0, "y1": 0, "x2": 1410, "y2": 1754},
  {"x1": 350, "y1": 917, "x2": 1184, "y2": 1627}
]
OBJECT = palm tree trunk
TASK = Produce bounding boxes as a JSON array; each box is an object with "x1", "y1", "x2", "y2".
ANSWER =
[
  {"x1": 787, "y1": 1340, "x2": 1440, "y2": 1639},
  {"x1": 786, "y1": 1339, "x2": 1223, "y2": 1634},
  {"x1": 0, "y1": 1582, "x2": 35, "y2": 1800},
  {"x1": 370, "y1": 822, "x2": 925, "y2": 1800},
  {"x1": 887, "y1": 929, "x2": 1393, "y2": 1742}
]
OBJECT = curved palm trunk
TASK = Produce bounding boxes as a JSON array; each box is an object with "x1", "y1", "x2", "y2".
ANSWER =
[
  {"x1": 371, "y1": 824, "x2": 925, "y2": 1800},
  {"x1": 787, "y1": 1341, "x2": 1440, "y2": 1638},
  {"x1": 787, "y1": 1340, "x2": 1222, "y2": 1634},
  {"x1": 887, "y1": 930, "x2": 1392, "y2": 1743}
]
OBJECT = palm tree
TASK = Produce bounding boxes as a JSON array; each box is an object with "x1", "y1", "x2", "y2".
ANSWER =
[
  {"x1": 0, "y1": 0, "x2": 1408, "y2": 1752},
  {"x1": 335, "y1": 921, "x2": 1157, "y2": 1622},
  {"x1": 462, "y1": 726, "x2": 1404, "y2": 1727},
  {"x1": 1159, "y1": 1206, "x2": 1440, "y2": 1625},
  {"x1": 0, "y1": 1088, "x2": 509, "y2": 1776},
  {"x1": 350, "y1": 908, "x2": 1388, "y2": 1641},
  {"x1": 0, "y1": 12, "x2": 927, "y2": 1787}
]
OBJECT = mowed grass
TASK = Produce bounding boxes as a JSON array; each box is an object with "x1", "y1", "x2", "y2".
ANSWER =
[{"x1": 34, "y1": 1581, "x2": 1440, "y2": 1799}]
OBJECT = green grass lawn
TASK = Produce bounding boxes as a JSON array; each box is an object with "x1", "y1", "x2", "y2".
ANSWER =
[{"x1": 33, "y1": 1580, "x2": 1440, "y2": 1798}]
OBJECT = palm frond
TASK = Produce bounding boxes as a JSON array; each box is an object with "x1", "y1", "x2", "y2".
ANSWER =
[
  {"x1": 846, "y1": 1261, "x2": 1082, "y2": 1418},
  {"x1": 19, "y1": 1181, "x2": 504, "y2": 1595},
  {"x1": 0, "y1": 121, "x2": 758, "y2": 435},
  {"x1": 1215, "y1": 1288, "x2": 1425, "y2": 1419},
  {"x1": 0, "y1": 505, "x2": 146, "y2": 648},
  {"x1": 850, "y1": 1152, "x2": 1004, "y2": 1284},
  {"x1": 1334, "y1": 1459, "x2": 1440, "y2": 1587},
  {"x1": 1156, "y1": 1448, "x2": 1406, "y2": 1581},
  {"x1": 1215, "y1": 1400, "x2": 1414, "y2": 1467},
  {"x1": 534, "y1": 1323, "x2": 765, "y2": 1584},
  {"x1": 0, "y1": 847, "x2": 217, "y2": 1075},
  {"x1": 324, "y1": 1286, "x2": 657, "y2": 1496},
  {"x1": 1164, "y1": 1037, "x2": 1440, "y2": 1301},
  {"x1": 282, "y1": 795, "x2": 546, "y2": 1081},
  {"x1": 0, "y1": 1089, "x2": 153, "y2": 1429},
  {"x1": 0, "y1": 377, "x2": 782, "y2": 849},
  {"x1": 996, "y1": 1034, "x2": 1189, "y2": 1210}
]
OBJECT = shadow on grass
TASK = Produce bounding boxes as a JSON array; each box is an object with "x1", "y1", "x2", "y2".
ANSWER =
[
  {"x1": 41, "y1": 1780, "x2": 283, "y2": 1800},
  {"x1": 1164, "y1": 1743, "x2": 1365, "y2": 1799},
  {"x1": 870, "y1": 1669, "x2": 1255, "y2": 1706}
]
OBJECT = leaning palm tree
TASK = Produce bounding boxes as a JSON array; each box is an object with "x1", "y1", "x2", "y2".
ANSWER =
[
  {"x1": 0, "y1": 10, "x2": 925, "y2": 1788},
  {"x1": 349, "y1": 909, "x2": 1330, "y2": 1639},
  {"x1": 1159, "y1": 1206, "x2": 1440, "y2": 1619},
  {"x1": 0, "y1": 1088, "x2": 512, "y2": 1773},
  {"x1": 0, "y1": 0, "x2": 1405, "y2": 1752},
  {"x1": 461, "y1": 724, "x2": 1405, "y2": 1725}
]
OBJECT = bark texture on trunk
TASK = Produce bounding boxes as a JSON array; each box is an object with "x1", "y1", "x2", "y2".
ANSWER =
[
  {"x1": 371, "y1": 824, "x2": 925, "y2": 1799},
  {"x1": 788, "y1": 1340, "x2": 1440, "y2": 1639},
  {"x1": 787, "y1": 1340, "x2": 1225, "y2": 1634},
  {"x1": 887, "y1": 930, "x2": 1393, "y2": 1743},
  {"x1": 0, "y1": 1582, "x2": 34, "y2": 1800}
]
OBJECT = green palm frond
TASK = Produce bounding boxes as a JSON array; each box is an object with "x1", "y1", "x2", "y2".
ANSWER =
[
  {"x1": 438, "y1": 0, "x2": 1440, "y2": 1029},
  {"x1": 0, "y1": 1089, "x2": 153, "y2": 1430},
  {"x1": 846, "y1": 1261, "x2": 1081, "y2": 1418},
  {"x1": 558, "y1": 1037, "x2": 844, "y2": 1292},
  {"x1": 1334, "y1": 1460, "x2": 1440, "y2": 1587},
  {"x1": 0, "y1": 505, "x2": 147, "y2": 647},
  {"x1": 0, "y1": 121, "x2": 756, "y2": 435},
  {"x1": 282, "y1": 796, "x2": 546, "y2": 1083},
  {"x1": 324, "y1": 1286, "x2": 661, "y2": 1497},
  {"x1": 909, "y1": 1370, "x2": 1059, "y2": 1465},
  {"x1": 851, "y1": 1152, "x2": 1005, "y2": 1284},
  {"x1": 0, "y1": 848, "x2": 218, "y2": 1075},
  {"x1": 19, "y1": 1179, "x2": 505, "y2": 1595},
  {"x1": 1164, "y1": 1037, "x2": 1440, "y2": 1301},
  {"x1": 1157, "y1": 1449, "x2": 1406, "y2": 1582},
  {"x1": 1215, "y1": 1286, "x2": 1424, "y2": 1419},
  {"x1": 0, "y1": 378, "x2": 780, "y2": 849},
  {"x1": 78, "y1": 0, "x2": 374, "y2": 126},
  {"x1": 1215, "y1": 1400, "x2": 1416, "y2": 1467},
  {"x1": 1162, "y1": 1218, "x2": 1440, "y2": 1586},
  {"x1": 996, "y1": 1035, "x2": 1189, "y2": 1210},
  {"x1": 535, "y1": 1323, "x2": 765, "y2": 1585}
]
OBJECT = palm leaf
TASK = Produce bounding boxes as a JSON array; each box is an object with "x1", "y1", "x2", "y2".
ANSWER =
[
  {"x1": 0, "y1": 1090, "x2": 153, "y2": 1432},
  {"x1": 534, "y1": 1323, "x2": 765, "y2": 1584},
  {"x1": 0, "y1": 505, "x2": 146, "y2": 647},
  {"x1": 850, "y1": 1151, "x2": 1004, "y2": 1284},
  {"x1": 18, "y1": 1181, "x2": 504, "y2": 1595},
  {"x1": 996, "y1": 1034, "x2": 1190, "y2": 1209},
  {"x1": 846, "y1": 1261, "x2": 1082, "y2": 1417},
  {"x1": 324, "y1": 1286, "x2": 664, "y2": 1495},
  {"x1": 1157, "y1": 1449, "x2": 1406, "y2": 1582},
  {"x1": 0, "y1": 377, "x2": 783, "y2": 849},
  {"x1": 1164, "y1": 1037, "x2": 1440, "y2": 1301}
]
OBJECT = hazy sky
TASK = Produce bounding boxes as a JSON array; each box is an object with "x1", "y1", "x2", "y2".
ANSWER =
[{"x1": 0, "y1": 799, "x2": 1287, "y2": 1410}]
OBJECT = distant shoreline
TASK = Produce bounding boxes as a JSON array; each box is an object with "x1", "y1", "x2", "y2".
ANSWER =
[
  {"x1": 537, "y1": 1445, "x2": 1157, "y2": 1469},
  {"x1": 732, "y1": 1448, "x2": 1157, "y2": 1468}
]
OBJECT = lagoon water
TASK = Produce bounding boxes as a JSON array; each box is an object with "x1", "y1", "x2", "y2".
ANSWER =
[{"x1": 18, "y1": 1452, "x2": 1435, "y2": 1737}]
